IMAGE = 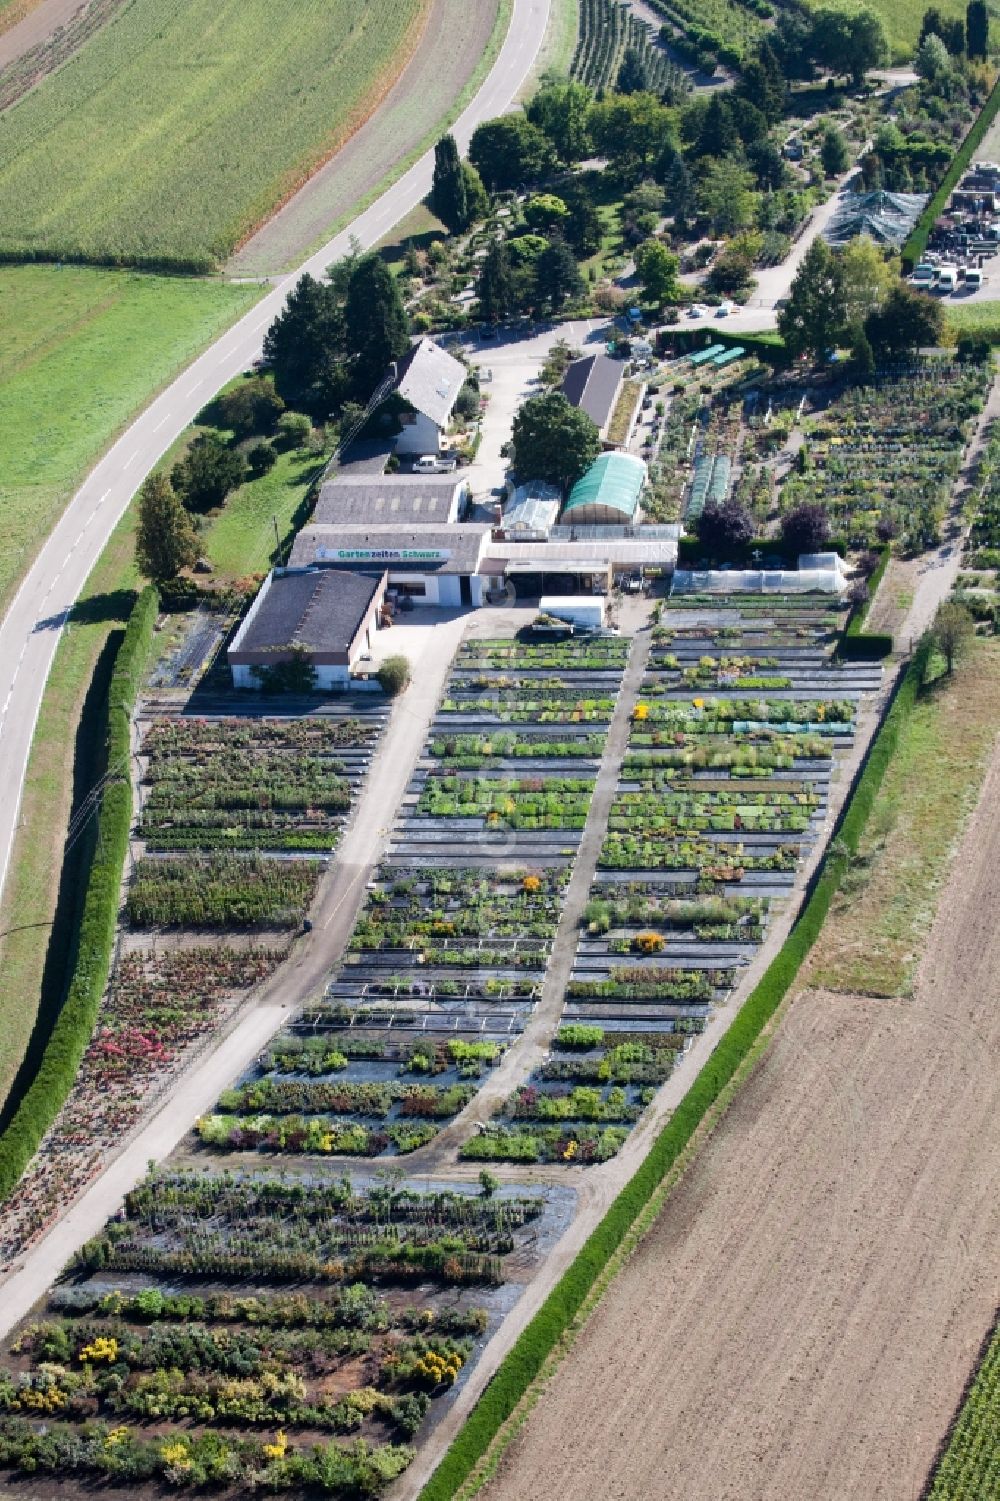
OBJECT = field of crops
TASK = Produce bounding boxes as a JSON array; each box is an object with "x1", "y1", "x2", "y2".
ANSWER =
[
  {"x1": 802, "y1": 0, "x2": 969, "y2": 55},
  {"x1": 644, "y1": 0, "x2": 766, "y2": 64},
  {"x1": 0, "y1": 0, "x2": 428, "y2": 269},
  {"x1": 571, "y1": 0, "x2": 688, "y2": 95},
  {"x1": 0, "y1": 266, "x2": 256, "y2": 615}
]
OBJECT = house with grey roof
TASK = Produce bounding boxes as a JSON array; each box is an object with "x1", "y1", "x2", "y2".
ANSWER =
[
  {"x1": 228, "y1": 569, "x2": 386, "y2": 690},
  {"x1": 389, "y1": 338, "x2": 468, "y2": 456},
  {"x1": 313, "y1": 472, "x2": 468, "y2": 527},
  {"x1": 560, "y1": 353, "x2": 628, "y2": 445}
]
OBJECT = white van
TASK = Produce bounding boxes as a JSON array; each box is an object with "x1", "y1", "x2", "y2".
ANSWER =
[
  {"x1": 935, "y1": 266, "x2": 959, "y2": 293},
  {"x1": 964, "y1": 268, "x2": 983, "y2": 291},
  {"x1": 910, "y1": 263, "x2": 935, "y2": 285}
]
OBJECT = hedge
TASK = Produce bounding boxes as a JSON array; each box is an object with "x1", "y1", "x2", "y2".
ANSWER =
[
  {"x1": 0, "y1": 585, "x2": 159, "y2": 1202},
  {"x1": 659, "y1": 327, "x2": 788, "y2": 365},
  {"x1": 901, "y1": 72, "x2": 1000, "y2": 272},
  {"x1": 419, "y1": 641, "x2": 930, "y2": 1501},
  {"x1": 840, "y1": 545, "x2": 893, "y2": 660}
]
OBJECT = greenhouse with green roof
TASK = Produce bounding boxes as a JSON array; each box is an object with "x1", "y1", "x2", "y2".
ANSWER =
[{"x1": 562, "y1": 452, "x2": 647, "y2": 526}]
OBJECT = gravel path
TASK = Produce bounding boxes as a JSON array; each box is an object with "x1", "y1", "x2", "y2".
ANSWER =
[{"x1": 477, "y1": 723, "x2": 1000, "y2": 1501}]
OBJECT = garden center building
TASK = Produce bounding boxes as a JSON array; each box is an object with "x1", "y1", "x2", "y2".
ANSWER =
[
  {"x1": 228, "y1": 568, "x2": 386, "y2": 689},
  {"x1": 289, "y1": 522, "x2": 492, "y2": 606}
]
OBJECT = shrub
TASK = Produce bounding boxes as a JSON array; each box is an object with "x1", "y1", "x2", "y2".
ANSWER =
[
  {"x1": 276, "y1": 411, "x2": 312, "y2": 448},
  {"x1": 377, "y1": 655, "x2": 411, "y2": 697},
  {"x1": 247, "y1": 440, "x2": 277, "y2": 477}
]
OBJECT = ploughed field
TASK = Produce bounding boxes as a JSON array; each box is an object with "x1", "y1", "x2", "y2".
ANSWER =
[
  {"x1": 461, "y1": 598, "x2": 882, "y2": 1168},
  {"x1": 0, "y1": 0, "x2": 430, "y2": 268},
  {"x1": 476, "y1": 634, "x2": 1000, "y2": 1501}
]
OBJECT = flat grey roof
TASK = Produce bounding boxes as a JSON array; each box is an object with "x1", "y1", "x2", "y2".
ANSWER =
[
  {"x1": 234, "y1": 570, "x2": 381, "y2": 655},
  {"x1": 314, "y1": 473, "x2": 463, "y2": 526},
  {"x1": 560, "y1": 353, "x2": 624, "y2": 431},
  {"x1": 290, "y1": 523, "x2": 491, "y2": 573}
]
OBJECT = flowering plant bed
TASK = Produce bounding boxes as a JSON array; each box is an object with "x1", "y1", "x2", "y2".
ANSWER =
[
  {"x1": 0, "y1": 946, "x2": 284, "y2": 1266},
  {"x1": 460, "y1": 1124, "x2": 629, "y2": 1164},
  {"x1": 0, "y1": 1172, "x2": 550, "y2": 1496}
]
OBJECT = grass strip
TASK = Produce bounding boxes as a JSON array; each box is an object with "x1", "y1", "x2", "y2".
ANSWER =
[
  {"x1": 902, "y1": 71, "x2": 1000, "y2": 271},
  {"x1": 419, "y1": 641, "x2": 930, "y2": 1501},
  {"x1": 0, "y1": 585, "x2": 158, "y2": 1201},
  {"x1": 841, "y1": 544, "x2": 893, "y2": 658}
]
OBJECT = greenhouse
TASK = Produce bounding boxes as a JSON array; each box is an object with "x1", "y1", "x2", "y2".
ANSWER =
[
  {"x1": 562, "y1": 452, "x2": 647, "y2": 526},
  {"x1": 671, "y1": 567, "x2": 848, "y2": 595},
  {"x1": 823, "y1": 189, "x2": 928, "y2": 248}
]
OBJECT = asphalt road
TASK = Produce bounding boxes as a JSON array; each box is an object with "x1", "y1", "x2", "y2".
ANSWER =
[{"x1": 0, "y1": 0, "x2": 549, "y2": 904}]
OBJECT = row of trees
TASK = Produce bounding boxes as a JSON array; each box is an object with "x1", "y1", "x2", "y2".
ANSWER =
[{"x1": 262, "y1": 249, "x2": 410, "y2": 418}]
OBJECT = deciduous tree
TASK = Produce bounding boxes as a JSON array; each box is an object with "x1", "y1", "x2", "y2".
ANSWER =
[
  {"x1": 525, "y1": 79, "x2": 593, "y2": 163},
  {"x1": 933, "y1": 601, "x2": 974, "y2": 673},
  {"x1": 864, "y1": 283, "x2": 943, "y2": 358},
  {"x1": 635, "y1": 238, "x2": 680, "y2": 304},
  {"x1": 508, "y1": 392, "x2": 601, "y2": 493},
  {"x1": 469, "y1": 115, "x2": 555, "y2": 191},
  {"x1": 781, "y1": 502, "x2": 832, "y2": 555},
  {"x1": 697, "y1": 497, "x2": 754, "y2": 555},
  {"x1": 171, "y1": 432, "x2": 246, "y2": 513}
]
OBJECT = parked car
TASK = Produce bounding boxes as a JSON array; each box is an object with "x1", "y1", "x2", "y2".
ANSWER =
[
  {"x1": 413, "y1": 454, "x2": 458, "y2": 473},
  {"x1": 715, "y1": 302, "x2": 734, "y2": 318}
]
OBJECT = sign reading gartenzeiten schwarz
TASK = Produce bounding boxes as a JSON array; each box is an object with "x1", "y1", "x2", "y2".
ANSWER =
[{"x1": 316, "y1": 547, "x2": 452, "y2": 563}]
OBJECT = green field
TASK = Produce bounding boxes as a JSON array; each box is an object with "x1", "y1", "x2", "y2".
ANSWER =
[
  {"x1": 944, "y1": 299, "x2": 1000, "y2": 342},
  {"x1": 805, "y1": 640, "x2": 1000, "y2": 997},
  {"x1": 0, "y1": 0, "x2": 427, "y2": 269},
  {"x1": 0, "y1": 265, "x2": 258, "y2": 616},
  {"x1": 928, "y1": 1317, "x2": 1000, "y2": 1500},
  {"x1": 805, "y1": 0, "x2": 968, "y2": 56},
  {"x1": 202, "y1": 445, "x2": 327, "y2": 579}
]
